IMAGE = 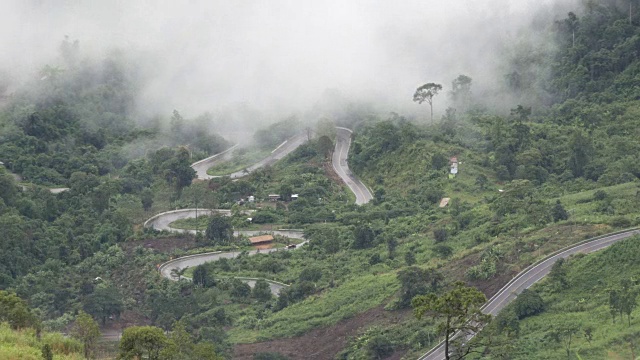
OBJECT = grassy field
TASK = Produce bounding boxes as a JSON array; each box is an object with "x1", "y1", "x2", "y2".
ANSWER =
[
  {"x1": 169, "y1": 216, "x2": 289, "y2": 232},
  {"x1": 0, "y1": 323, "x2": 84, "y2": 360},
  {"x1": 228, "y1": 272, "x2": 400, "y2": 343},
  {"x1": 169, "y1": 216, "x2": 214, "y2": 231},
  {"x1": 555, "y1": 182, "x2": 639, "y2": 225},
  {"x1": 476, "y1": 235, "x2": 640, "y2": 359},
  {"x1": 206, "y1": 147, "x2": 272, "y2": 176}
]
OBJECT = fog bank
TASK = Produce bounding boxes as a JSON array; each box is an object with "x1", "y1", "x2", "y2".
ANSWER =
[{"x1": 2, "y1": 0, "x2": 578, "y2": 121}]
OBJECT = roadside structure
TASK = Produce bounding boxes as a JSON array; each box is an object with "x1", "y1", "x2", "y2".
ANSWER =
[
  {"x1": 249, "y1": 235, "x2": 274, "y2": 247},
  {"x1": 449, "y1": 156, "x2": 458, "y2": 179}
]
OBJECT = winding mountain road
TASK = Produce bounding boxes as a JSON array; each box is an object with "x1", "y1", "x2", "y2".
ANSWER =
[
  {"x1": 158, "y1": 246, "x2": 299, "y2": 295},
  {"x1": 147, "y1": 127, "x2": 370, "y2": 296},
  {"x1": 145, "y1": 208, "x2": 305, "y2": 294},
  {"x1": 333, "y1": 127, "x2": 373, "y2": 205},
  {"x1": 190, "y1": 129, "x2": 373, "y2": 206},
  {"x1": 128, "y1": 128, "x2": 640, "y2": 352},
  {"x1": 191, "y1": 144, "x2": 238, "y2": 180},
  {"x1": 418, "y1": 228, "x2": 640, "y2": 360},
  {"x1": 225, "y1": 133, "x2": 309, "y2": 179},
  {"x1": 145, "y1": 208, "x2": 303, "y2": 239},
  {"x1": 191, "y1": 133, "x2": 309, "y2": 180}
]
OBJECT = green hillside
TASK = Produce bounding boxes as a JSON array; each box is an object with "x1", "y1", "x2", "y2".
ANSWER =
[
  {"x1": 477, "y1": 235, "x2": 640, "y2": 359},
  {"x1": 0, "y1": 323, "x2": 84, "y2": 360},
  {"x1": 0, "y1": 0, "x2": 640, "y2": 359}
]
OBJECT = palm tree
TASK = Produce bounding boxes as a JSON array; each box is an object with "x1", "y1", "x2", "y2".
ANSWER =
[{"x1": 170, "y1": 267, "x2": 186, "y2": 280}]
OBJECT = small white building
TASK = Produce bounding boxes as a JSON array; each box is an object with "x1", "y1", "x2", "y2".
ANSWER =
[
  {"x1": 248, "y1": 195, "x2": 255, "y2": 202},
  {"x1": 291, "y1": 194, "x2": 299, "y2": 200},
  {"x1": 449, "y1": 156, "x2": 459, "y2": 176}
]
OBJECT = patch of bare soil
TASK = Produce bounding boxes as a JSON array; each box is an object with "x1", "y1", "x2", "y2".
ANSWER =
[
  {"x1": 233, "y1": 306, "x2": 411, "y2": 360},
  {"x1": 121, "y1": 236, "x2": 197, "y2": 254},
  {"x1": 323, "y1": 159, "x2": 344, "y2": 186}
]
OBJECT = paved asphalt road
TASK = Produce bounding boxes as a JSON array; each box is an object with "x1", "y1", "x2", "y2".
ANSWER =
[
  {"x1": 146, "y1": 208, "x2": 305, "y2": 295},
  {"x1": 226, "y1": 133, "x2": 309, "y2": 179},
  {"x1": 100, "y1": 128, "x2": 369, "y2": 339},
  {"x1": 191, "y1": 144, "x2": 238, "y2": 180},
  {"x1": 144, "y1": 208, "x2": 303, "y2": 238},
  {"x1": 144, "y1": 208, "x2": 233, "y2": 232},
  {"x1": 332, "y1": 127, "x2": 373, "y2": 205},
  {"x1": 418, "y1": 228, "x2": 640, "y2": 360},
  {"x1": 192, "y1": 128, "x2": 372, "y2": 205},
  {"x1": 193, "y1": 133, "x2": 309, "y2": 180},
  {"x1": 158, "y1": 246, "x2": 300, "y2": 295}
]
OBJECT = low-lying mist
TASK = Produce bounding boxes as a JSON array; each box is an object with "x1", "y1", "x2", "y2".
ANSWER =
[{"x1": 2, "y1": 0, "x2": 579, "y2": 128}]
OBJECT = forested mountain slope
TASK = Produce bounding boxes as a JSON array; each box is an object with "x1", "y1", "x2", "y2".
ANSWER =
[
  {"x1": 338, "y1": 1, "x2": 640, "y2": 358},
  {"x1": 1, "y1": 1, "x2": 640, "y2": 360}
]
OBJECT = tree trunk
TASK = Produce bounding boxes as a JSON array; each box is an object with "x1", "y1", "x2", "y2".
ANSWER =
[
  {"x1": 445, "y1": 316, "x2": 451, "y2": 360},
  {"x1": 430, "y1": 103, "x2": 434, "y2": 123}
]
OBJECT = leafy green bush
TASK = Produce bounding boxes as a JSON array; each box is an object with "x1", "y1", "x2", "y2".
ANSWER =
[
  {"x1": 513, "y1": 289, "x2": 545, "y2": 319},
  {"x1": 433, "y1": 227, "x2": 448, "y2": 243}
]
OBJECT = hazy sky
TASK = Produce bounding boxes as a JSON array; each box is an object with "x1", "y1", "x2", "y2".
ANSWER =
[{"x1": 2, "y1": 0, "x2": 577, "y2": 119}]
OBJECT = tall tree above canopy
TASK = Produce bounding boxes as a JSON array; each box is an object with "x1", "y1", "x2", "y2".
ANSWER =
[
  {"x1": 450, "y1": 75, "x2": 472, "y2": 110},
  {"x1": 568, "y1": 12, "x2": 579, "y2": 44},
  {"x1": 205, "y1": 213, "x2": 233, "y2": 245},
  {"x1": 170, "y1": 110, "x2": 184, "y2": 139},
  {"x1": 413, "y1": 83, "x2": 443, "y2": 122},
  {"x1": 412, "y1": 281, "x2": 490, "y2": 360},
  {"x1": 164, "y1": 147, "x2": 196, "y2": 191}
]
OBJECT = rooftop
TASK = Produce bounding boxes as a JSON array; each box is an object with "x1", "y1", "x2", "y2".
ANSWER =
[{"x1": 249, "y1": 235, "x2": 274, "y2": 244}]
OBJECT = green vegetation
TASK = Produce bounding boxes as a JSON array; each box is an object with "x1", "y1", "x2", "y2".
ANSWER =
[
  {"x1": 0, "y1": 290, "x2": 83, "y2": 359},
  {"x1": 0, "y1": 323, "x2": 84, "y2": 360},
  {"x1": 229, "y1": 273, "x2": 399, "y2": 343},
  {"x1": 169, "y1": 216, "x2": 212, "y2": 231},
  {"x1": 206, "y1": 117, "x2": 303, "y2": 176},
  {"x1": 253, "y1": 116, "x2": 301, "y2": 149},
  {"x1": 170, "y1": 216, "x2": 287, "y2": 232},
  {"x1": 206, "y1": 147, "x2": 272, "y2": 176},
  {"x1": 1, "y1": 1, "x2": 640, "y2": 359},
  {"x1": 413, "y1": 282, "x2": 490, "y2": 360},
  {"x1": 70, "y1": 311, "x2": 100, "y2": 359},
  {"x1": 118, "y1": 322, "x2": 223, "y2": 360},
  {"x1": 478, "y1": 236, "x2": 640, "y2": 359}
]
